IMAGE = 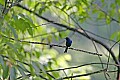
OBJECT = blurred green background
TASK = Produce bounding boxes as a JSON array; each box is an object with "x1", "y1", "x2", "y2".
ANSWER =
[{"x1": 0, "y1": 0, "x2": 120, "y2": 80}]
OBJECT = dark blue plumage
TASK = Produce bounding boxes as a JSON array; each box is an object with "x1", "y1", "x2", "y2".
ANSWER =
[{"x1": 64, "y1": 37, "x2": 72, "y2": 53}]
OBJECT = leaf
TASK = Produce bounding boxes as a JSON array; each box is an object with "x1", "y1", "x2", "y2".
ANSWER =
[
  {"x1": 37, "y1": 62, "x2": 46, "y2": 74},
  {"x1": 106, "y1": 16, "x2": 111, "y2": 24},
  {"x1": 0, "y1": 55, "x2": 4, "y2": 67},
  {"x1": 116, "y1": 0, "x2": 120, "y2": 6},
  {"x1": 33, "y1": 77, "x2": 42, "y2": 80},
  {"x1": 0, "y1": 0, "x2": 4, "y2": 5},
  {"x1": 34, "y1": 2, "x2": 40, "y2": 11},
  {"x1": 117, "y1": 31, "x2": 120, "y2": 41},
  {"x1": 97, "y1": 12, "x2": 105, "y2": 20},
  {"x1": 27, "y1": 27, "x2": 33, "y2": 37},
  {"x1": 19, "y1": 13, "x2": 35, "y2": 27},
  {"x1": 12, "y1": 15, "x2": 18, "y2": 21},
  {"x1": 18, "y1": 62, "x2": 29, "y2": 72},
  {"x1": 47, "y1": 35, "x2": 52, "y2": 43},
  {"x1": 35, "y1": 51, "x2": 41, "y2": 58},
  {"x1": 25, "y1": 15, "x2": 34, "y2": 25},
  {"x1": 53, "y1": 33, "x2": 59, "y2": 41},
  {"x1": 110, "y1": 32, "x2": 117, "y2": 40},
  {"x1": 15, "y1": 18, "x2": 27, "y2": 33},
  {"x1": 8, "y1": 24, "x2": 18, "y2": 39},
  {"x1": 18, "y1": 66, "x2": 26, "y2": 78},
  {"x1": 10, "y1": 66, "x2": 17, "y2": 80},
  {"x1": 51, "y1": 71, "x2": 59, "y2": 78},
  {"x1": 3, "y1": 65, "x2": 9, "y2": 79},
  {"x1": 32, "y1": 61, "x2": 40, "y2": 73},
  {"x1": 59, "y1": 31, "x2": 70, "y2": 38},
  {"x1": 29, "y1": 64, "x2": 34, "y2": 76},
  {"x1": 101, "y1": 0, "x2": 105, "y2": 2},
  {"x1": 6, "y1": 42, "x2": 18, "y2": 53},
  {"x1": 18, "y1": 13, "x2": 25, "y2": 18},
  {"x1": 39, "y1": 5, "x2": 48, "y2": 15},
  {"x1": 82, "y1": 0, "x2": 88, "y2": 6}
]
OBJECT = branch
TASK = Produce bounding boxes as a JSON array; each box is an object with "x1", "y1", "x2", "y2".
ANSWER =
[
  {"x1": 46, "y1": 62, "x2": 118, "y2": 73},
  {"x1": 85, "y1": 29, "x2": 116, "y2": 43},
  {"x1": 117, "y1": 44, "x2": 120, "y2": 80},
  {"x1": 56, "y1": 69, "x2": 106, "y2": 79},
  {"x1": 1, "y1": 55, "x2": 29, "y2": 66},
  {"x1": 16, "y1": 4, "x2": 119, "y2": 65},
  {"x1": 16, "y1": 62, "x2": 117, "y2": 79},
  {"x1": 91, "y1": 2, "x2": 120, "y2": 23},
  {"x1": 22, "y1": 29, "x2": 67, "y2": 40},
  {"x1": 2, "y1": 0, "x2": 22, "y2": 15},
  {"x1": 1, "y1": 35, "x2": 102, "y2": 56},
  {"x1": 17, "y1": 73, "x2": 49, "y2": 80}
]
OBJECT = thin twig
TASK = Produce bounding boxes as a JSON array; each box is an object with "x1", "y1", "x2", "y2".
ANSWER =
[
  {"x1": 56, "y1": 69, "x2": 106, "y2": 79},
  {"x1": 117, "y1": 44, "x2": 120, "y2": 80},
  {"x1": 21, "y1": 29, "x2": 67, "y2": 40},
  {"x1": 45, "y1": 62, "x2": 118, "y2": 73},
  {"x1": 1, "y1": 35, "x2": 102, "y2": 56}
]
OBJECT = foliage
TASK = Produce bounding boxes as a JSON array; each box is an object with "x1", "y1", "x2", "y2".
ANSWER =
[{"x1": 0, "y1": 0, "x2": 120, "y2": 80}]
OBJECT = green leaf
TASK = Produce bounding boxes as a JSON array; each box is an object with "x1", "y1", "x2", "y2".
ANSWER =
[
  {"x1": 29, "y1": 64, "x2": 35, "y2": 76},
  {"x1": 0, "y1": 0, "x2": 4, "y2": 5},
  {"x1": 35, "y1": 51, "x2": 41, "y2": 58},
  {"x1": 18, "y1": 13, "x2": 35, "y2": 28},
  {"x1": 59, "y1": 31, "x2": 70, "y2": 38},
  {"x1": 101, "y1": 0, "x2": 105, "y2": 2},
  {"x1": 27, "y1": 27, "x2": 33, "y2": 37},
  {"x1": 3, "y1": 65, "x2": 9, "y2": 79},
  {"x1": 6, "y1": 42, "x2": 18, "y2": 53},
  {"x1": 34, "y1": 2, "x2": 40, "y2": 11},
  {"x1": 97, "y1": 12, "x2": 105, "y2": 20},
  {"x1": 25, "y1": 15, "x2": 34, "y2": 25},
  {"x1": 18, "y1": 66, "x2": 26, "y2": 78},
  {"x1": 8, "y1": 24, "x2": 18, "y2": 39},
  {"x1": 110, "y1": 31, "x2": 120, "y2": 41},
  {"x1": 116, "y1": 0, "x2": 120, "y2": 6},
  {"x1": 33, "y1": 77, "x2": 42, "y2": 80},
  {"x1": 110, "y1": 32, "x2": 116, "y2": 40},
  {"x1": 0, "y1": 55, "x2": 4, "y2": 67},
  {"x1": 18, "y1": 63, "x2": 29, "y2": 72},
  {"x1": 10, "y1": 66, "x2": 17, "y2": 80},
  {"x1": 47, "y1": 35, "x2": 52, "y2": 43},
  {"x1": 38, "y1": 62, "x2": 46, "y2": 74},
  {"x1": 106, "y1": 16, "x2": 111, "y2": 24},
  {"x1": 117, "y1": 31, "x2": 120, "y2": 41},
  {"x1": 51, "y1": 71, "x2": 59, "y2": 78},
  {"x1": 12, "y1": 15, "x2": 18, "y2": 21},
  {"x1": 32, "y1": 61, "x2": 40, "y2": 73},
  {"x1": 18, "y1": 13, "x2": 25, "y2": 18},
  {"x1": 82, "y1": 0, "x2": 88, "y2": 6},
  {"x1": 15, "y1": 18, "x2": 27, "y2": 33},
  {"x1": 39, "y1": 6, "x2": 48, "y2": 15}
]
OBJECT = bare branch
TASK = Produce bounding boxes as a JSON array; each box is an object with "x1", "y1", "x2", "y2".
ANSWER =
[
  {"x1": 2, "y1": 35, "x2": 102, "y2": 56},
  {"x1": 56, "y1": 69, "x2": 106, "y2": 79},
  {"x1": 46, "y1": 62, "x2": 118, "y2": 73}
]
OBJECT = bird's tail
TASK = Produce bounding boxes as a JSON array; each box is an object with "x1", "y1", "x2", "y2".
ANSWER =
[{"x1": 64, "y1": 47, "x2": 68, "y2": 53}]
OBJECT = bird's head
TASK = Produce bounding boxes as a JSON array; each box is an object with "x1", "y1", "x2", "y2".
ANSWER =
[{"x1": 65, "y1": 37, "x2": 69, "y2": 40}]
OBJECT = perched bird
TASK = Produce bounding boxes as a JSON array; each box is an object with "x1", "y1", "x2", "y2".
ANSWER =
[{"x1": 64, "y1": 37, "x2": 72, "y2": 53}]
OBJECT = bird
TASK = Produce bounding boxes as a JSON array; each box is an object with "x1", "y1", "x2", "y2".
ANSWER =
[{"x1": 64, "y1": 37, "x2": 72, "y2": 53}]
